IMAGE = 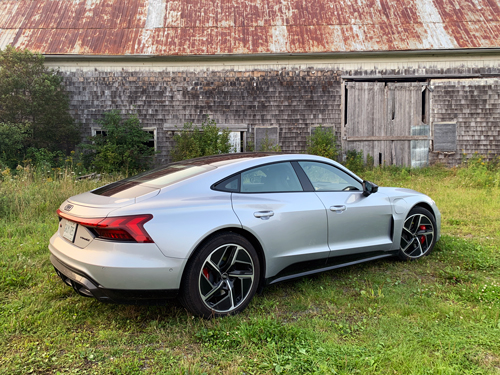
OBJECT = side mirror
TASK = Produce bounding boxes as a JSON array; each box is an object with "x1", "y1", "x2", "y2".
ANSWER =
[{"x1": 362, "y1": 180, "x2": 379, "y2": 197}]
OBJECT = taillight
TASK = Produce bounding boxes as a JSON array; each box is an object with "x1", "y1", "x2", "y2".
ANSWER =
[{"x1": 57, "y1": 210, "x2": 154, "y2": 243}]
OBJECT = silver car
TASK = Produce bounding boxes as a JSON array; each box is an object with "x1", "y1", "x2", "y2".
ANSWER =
[{"x1": 49, "y1": 153, "x2": 441, "y2": 318}]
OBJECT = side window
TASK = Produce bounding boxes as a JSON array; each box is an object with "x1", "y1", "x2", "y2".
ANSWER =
[
  {"x1": 298, "y1": 161, "x2": 362, "y2": 192},
  {"x1": 241, "y1": 162, "x2": 303, "y2": 193},
  {"x1": 213, "y1": 175, "x2": 240, "y2": 192}
]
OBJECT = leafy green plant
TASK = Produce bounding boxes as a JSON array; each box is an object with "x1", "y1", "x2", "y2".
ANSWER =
[
  {"x1": 0, "y1": 122, "x2": 29, "y2": 168},
  {"x1": 457, "y1": 152, "x2": 500, "y2": 188},
  {"x1": 306, "y1": 126, "x2": 338, "y2": 160},
  {"x1": 170, "y1": 116, "x2": 231, "y2": 161},
  {"x1": 344, "y1": 149, "x2": 365, "y2": 174},
  {"x1": 0, "y1": 46, "x2": 79, "y2": 156},
  {"x1": 257, "y1": 130, "x2": 282, "y2": 152},
  {"x1": 81, "y1": 111, "x2": 155, "y2": 173}
]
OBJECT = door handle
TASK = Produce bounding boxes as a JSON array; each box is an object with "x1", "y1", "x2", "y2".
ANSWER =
[
  {"x1": 330, "y1": 205, "x2": 346, "y2": 213},
  {"x1": 254, "y1": 211, "x2": 274, "y2": 220}
]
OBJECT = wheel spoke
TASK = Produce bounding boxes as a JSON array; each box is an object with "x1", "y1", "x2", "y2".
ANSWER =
[
  {"x1": 227, "y1": 270, "x2": 253, "y2": 279},
  {"x1": 401, "y1": 237, "x2": 415, "y2": 252},
  {"x1": 201, "y1": 280, "x2": 224, "y2": 302},
  {"x1": 206, "y1": 259, "x2": 222, "y2": 277}
]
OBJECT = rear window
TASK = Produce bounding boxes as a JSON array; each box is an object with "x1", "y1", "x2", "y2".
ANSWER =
[{"x1": 92, "y1": 164, "x2": 215, "y2": 197}]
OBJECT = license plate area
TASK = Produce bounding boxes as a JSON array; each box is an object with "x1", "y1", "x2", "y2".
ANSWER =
[{"x1": 63, "y1": 220, "x2": 78, "y2": 242}]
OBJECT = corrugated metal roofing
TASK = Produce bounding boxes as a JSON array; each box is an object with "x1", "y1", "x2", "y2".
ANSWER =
[{"x1": 0, "y1": 0, "x2": 499, "y2": 56}]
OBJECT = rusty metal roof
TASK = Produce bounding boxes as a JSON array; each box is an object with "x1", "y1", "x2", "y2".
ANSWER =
[{"x1": 1, "y1": 0, "x2": 499, "y2": 56}]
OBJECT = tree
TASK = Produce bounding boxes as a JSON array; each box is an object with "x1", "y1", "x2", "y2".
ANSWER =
[
  {"x1": 81, "y1": 110, "x2": 156, "y2": 173},
  {"x1": 0, "y1": 46, "x2": 79, "y2": 154}
]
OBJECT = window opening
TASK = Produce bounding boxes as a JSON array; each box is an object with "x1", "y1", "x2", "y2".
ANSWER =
[{"x1": 421, "y1": 88, "x2": 427, "y2": 123}]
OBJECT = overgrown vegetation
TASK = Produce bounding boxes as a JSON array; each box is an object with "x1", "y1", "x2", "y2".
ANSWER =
[
  {"x1": 257, "y1": 131, "x2": 282, "y2": 152},
  {"x1": 80, "y1": 110, "x2": 156, "y2": 173},
  {"x1": 1, "y1": 156, "x2": 500, "y2": 374},
  {"x1": 170, "y1": 117, "x2": 231, "y2": 162},
  {"x1": 0, "y1": 46, "x2": 79, "y2": 168},
  {"x1": 306, "y1": 126, "x2": 338, "y2": 160}
]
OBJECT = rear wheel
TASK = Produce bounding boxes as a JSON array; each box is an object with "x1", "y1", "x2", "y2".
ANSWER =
[
  {"x1": 179, "y1": 233, "x2": 260, "y2": 318},
  {"x1": 398, "y1": 207, "x2": 436, "y2": 261}
]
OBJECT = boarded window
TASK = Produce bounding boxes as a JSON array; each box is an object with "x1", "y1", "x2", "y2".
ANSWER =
[
  {"x1": 433, "y1": 122, "x2": 457, "y2": 152},
  {"x1": 254, "y1": 126, "x2": 279, "y2": 151}
]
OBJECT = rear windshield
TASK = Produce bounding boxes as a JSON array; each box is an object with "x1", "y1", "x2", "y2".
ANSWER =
[{"x1": 92, "y1": 164, "x2": 216, "y2": 197}]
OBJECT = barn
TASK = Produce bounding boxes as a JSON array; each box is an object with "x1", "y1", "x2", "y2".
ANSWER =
[{"x1": 1, "y1": 0, "x2": 500, "y2": 166}]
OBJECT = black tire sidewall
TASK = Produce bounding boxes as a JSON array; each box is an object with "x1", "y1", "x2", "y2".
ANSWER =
[{"x1": 179, "y1": 232, "x2": 260, "y2": 318}]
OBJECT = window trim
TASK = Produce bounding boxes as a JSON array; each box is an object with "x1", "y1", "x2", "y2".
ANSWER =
[
  {"x1": 297, "y1": 160, "x2": 363, "y2": 192},
  {"x1": 211, "y1": 160, "x2": 362, "y2": 194}
]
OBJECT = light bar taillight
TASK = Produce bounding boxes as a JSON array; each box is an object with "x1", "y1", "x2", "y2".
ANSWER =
[{"x1": 57, "y1": 209, "x2": 154, "y2": 243}]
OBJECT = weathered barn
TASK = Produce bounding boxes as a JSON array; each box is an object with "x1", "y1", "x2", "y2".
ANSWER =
[{"x1": 2, "y1": 0, "x2": 500, "y2": 166}]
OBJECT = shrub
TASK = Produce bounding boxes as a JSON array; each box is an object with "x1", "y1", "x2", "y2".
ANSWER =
[
  {"x1": 0, "y1": 122, "x2": 29, "y2": 168},
  {"x1": 81, "y1": 111, "x2": 155, "y2": 173},
  {"x1": 0, "y1": 46, "x2": 80, "y2": 156},
  {"x1": 306, "y1": 126, "x2": 338, "y2": 160},
  {"x1": 344, "y1": 149, "x2": 365, "y2": 174},
  {"x1": 257, "y1": 130, "x2": 281, "y2": 152},
  {"x1": 170, "y1": 117, "x2": 231, "y2": 161}
]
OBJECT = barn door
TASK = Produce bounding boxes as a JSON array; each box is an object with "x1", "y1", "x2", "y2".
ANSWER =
[{"x1": 344, "y1": 82, "x2": 429, "y2": 167}]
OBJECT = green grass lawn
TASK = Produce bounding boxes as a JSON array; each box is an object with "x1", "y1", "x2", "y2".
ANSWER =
[{"x1": 1, "y1": 165, "x2": 499, "y2": 374}]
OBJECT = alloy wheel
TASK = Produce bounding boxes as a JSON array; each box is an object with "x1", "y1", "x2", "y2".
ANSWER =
[
  {"x1": 198, "y1": 243, "x2": 255, "y2": 313},
  {"x1": 400, "y1": 213, "x2": 435, "y2": 259}
]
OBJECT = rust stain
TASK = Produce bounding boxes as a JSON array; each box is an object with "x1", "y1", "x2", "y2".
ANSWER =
[{"x1": 1, "y1": 0, "x2": 500, "y2": 55}]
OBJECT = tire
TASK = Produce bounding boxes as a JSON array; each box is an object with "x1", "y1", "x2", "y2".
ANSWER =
[
  {"x1": 398, "y1": 207, "x2": 437, "y2": 261},
  {"x1": 179, "y1": 233, "x2": 260, "y2": 318}
]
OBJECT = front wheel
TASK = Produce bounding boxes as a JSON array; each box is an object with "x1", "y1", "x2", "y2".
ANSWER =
[
  {"x1": 179, "y1": 233, "x2": 260, "y2": 318},
  {"x1": 398, "y1": 207, "x2": 436, "y2": 261}
]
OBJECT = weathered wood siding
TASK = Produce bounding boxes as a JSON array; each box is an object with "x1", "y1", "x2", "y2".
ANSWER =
[
  {"x1": 55, "y1": 56, "x2": 500, "y2": 166},
  {"x1": 430, "y1": 78, "x2": 500, "y2": 166}
]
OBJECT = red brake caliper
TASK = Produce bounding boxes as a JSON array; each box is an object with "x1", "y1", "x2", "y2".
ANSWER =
[
  {"x1": 419, "y1": 225, "x2": 426, "y2": 244},
  {"x1": 203, "y1": 268, "x2": 210, "y2": 280}
]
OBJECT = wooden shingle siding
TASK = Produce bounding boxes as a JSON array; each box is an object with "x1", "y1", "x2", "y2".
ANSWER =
[{"x1": 430, "y1": 78, "x2": 500, "y2": 166}]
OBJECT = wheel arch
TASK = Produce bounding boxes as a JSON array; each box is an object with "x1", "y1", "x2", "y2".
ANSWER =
[
  {"x1": 181, "y1": 227, "x2": 267, "y2": 293},
  {"x1": 412, "y1": 202, "x2": 435, "y2": 218}
]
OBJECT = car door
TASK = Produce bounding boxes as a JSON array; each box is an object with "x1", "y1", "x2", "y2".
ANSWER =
[
  {"x1": 297, "y1": 161, "x2": 394, "y2": 256},
  {"x1": 229, "y1": 162, "x2": 330, "y2": 278}
]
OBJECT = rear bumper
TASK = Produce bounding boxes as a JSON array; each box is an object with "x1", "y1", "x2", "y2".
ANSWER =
[{"x1": 51, "y1": 254, "x2": 179, "y2": 304}]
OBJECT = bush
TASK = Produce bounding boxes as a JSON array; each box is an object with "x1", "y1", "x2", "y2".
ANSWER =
[
  {"x1": 344, "y1": 149, "x2": 365, "y2": 174},
  {"x1": 0, "y1": 122, "x2": 29, "y2": 168},
  {"x1": 306, "y1": 126, "x2": 338, "y2": 160},
  {"x1": 81, "y1": 111, "x2": 156, "y2": 173},
  {"x1": 257, "y1": 130, "x2": 282, "y2": 152},
  {"x1": 171, "y1": 117, "x2": 231, "y2": 161},
  {"x1": 0, "y1": 46, "x2": 80, "y2": 157}
]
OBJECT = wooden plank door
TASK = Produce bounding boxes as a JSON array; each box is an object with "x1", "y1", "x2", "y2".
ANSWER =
[{"x1": 344, "y1": 81, "x2": 429, "y2": 167}]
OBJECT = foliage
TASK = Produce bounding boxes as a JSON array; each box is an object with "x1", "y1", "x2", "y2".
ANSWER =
[
  {"x1": 0, "y1": 122, "x2": 29, "y2": 168},
  {"x1": 343, "y1": 149, "x2": 365, "y2": 174},
  {"x1": 457, "y1": 152, "x2": 500, "y2": 188},
  {"x1": 170, "y1": 116, "x2": 231, "y2": 161},
  {"x1": 258, "y1": 130, "x2": 282, "y2": 152},
  {"x1": 306, "y1": 126, "x2": 338, "y2": 160},
  {"x1": 81, "y1": 111, "x2": 156, "y2": 173},
  {"x1": 0, "y1": 46, "x2": 79, "y2": 156}
]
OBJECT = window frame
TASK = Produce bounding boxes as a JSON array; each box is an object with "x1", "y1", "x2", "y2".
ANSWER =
[
  {"x1": 211, "y1": 160, "x2": 363, "y2": 194},
  {"x1": 298, "y1": 161, "x2": 363, "y2": 192}
]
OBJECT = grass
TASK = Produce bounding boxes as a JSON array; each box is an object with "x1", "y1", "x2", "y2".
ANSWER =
[{"x1": 1, "y1": 163, "x2": 500, "y2": 374}]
